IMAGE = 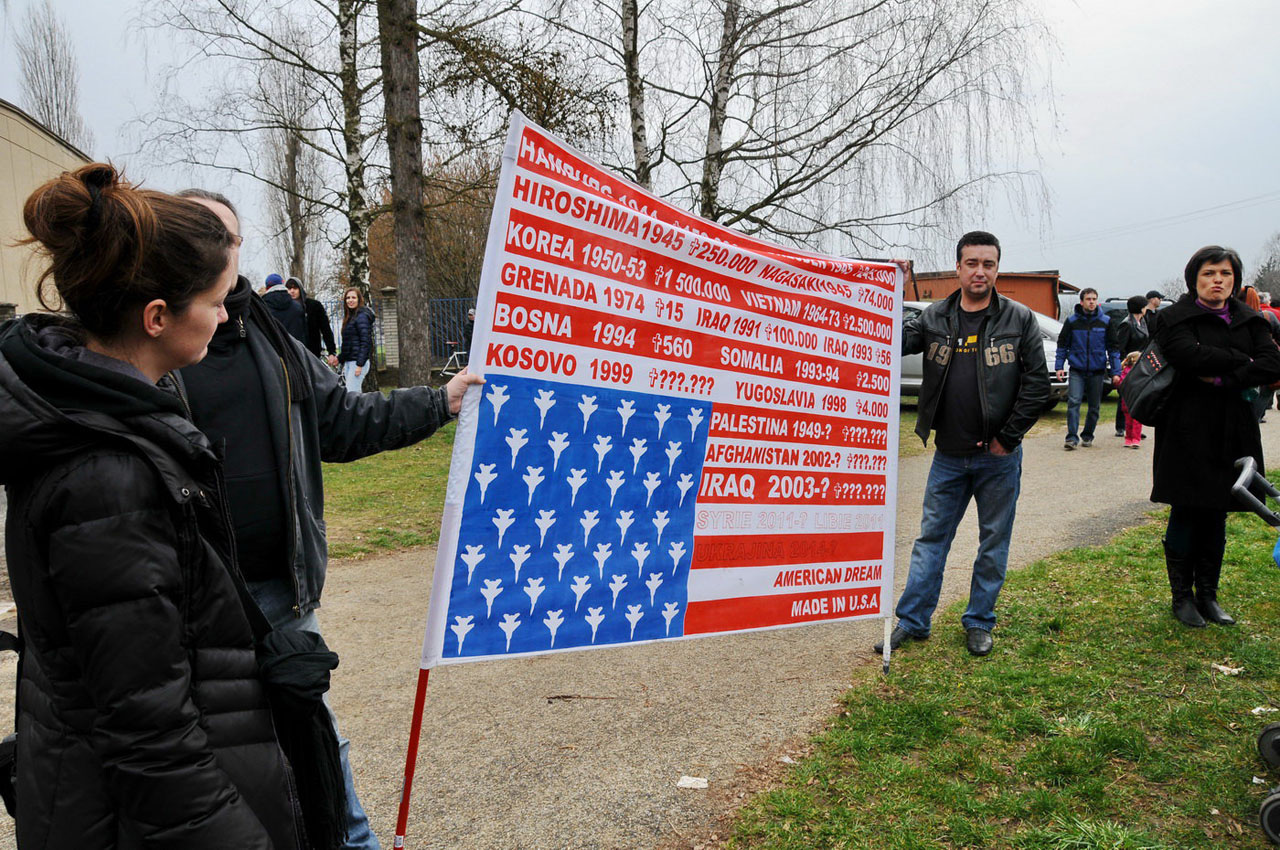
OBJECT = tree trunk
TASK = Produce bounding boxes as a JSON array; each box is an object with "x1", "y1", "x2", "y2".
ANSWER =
[
  {"x1": 699, "y1": 0, "x2": 738, "y2": 222},
  {"x1": 621, "y1": 0, "x2": 651, "y2": 189},
  {"x1": 339, "y1": 0, "x2": 372, "y2": 304},
  {"x1": 284, "y1": 130, "x2": 308, "y2": 279},
  {"x1": 377, "y1": 0, "x2": 431, "y2": 388}
]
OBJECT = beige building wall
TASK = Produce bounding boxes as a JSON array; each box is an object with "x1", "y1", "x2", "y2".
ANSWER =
[{"x1": 0, "y1": 99, "x2": 91, "y2": 316}]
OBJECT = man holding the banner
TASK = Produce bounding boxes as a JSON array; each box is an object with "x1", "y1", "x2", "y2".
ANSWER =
[{"x1": 876, "y1": 231, "x2": 1049, "y2": 657}]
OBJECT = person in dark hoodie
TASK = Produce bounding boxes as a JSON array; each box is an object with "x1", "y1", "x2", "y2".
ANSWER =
[
  {"x1": 176, "y1": 189, "x2": 482, "y2": 850},
  {"x1": 0, "y1": 164, "x2": 308, "y2": 848},
  {"x1": 264, "y1": 271, "x2": 307, "y2": 343},
  {"x1": 288, "y1": 276, "x2": 339, "y2": 366}
]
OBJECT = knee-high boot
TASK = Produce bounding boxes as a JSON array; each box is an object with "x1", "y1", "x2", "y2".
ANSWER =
[
  {"x1": 1194, "y1": 554, "x2": 1236, "y2": 626},
  {"x1": 1164, "y1": 542, "x2": 1206, "y2": 628}
]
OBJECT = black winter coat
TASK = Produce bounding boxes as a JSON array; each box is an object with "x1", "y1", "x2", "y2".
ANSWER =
[
  {"x1": 264, "y1": 287, "x2": 307, "y2": 344},
  {"x1": 0, "y1": 315, "x2": 305, "y2": 849},
  {"x1": 304, "y1": 298, "x2": 337, "y2": 358},
  {"x1": 1151, "y1": 295, "x2": 1280, "y2": 509},
  {"x1": 1114, "y1": 314, "x2": 1150, "y2": 357}
]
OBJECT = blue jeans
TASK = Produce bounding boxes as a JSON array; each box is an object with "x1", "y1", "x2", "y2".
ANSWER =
[
  {"x1": 249, "y1": 579, "x2": 381, "y2": 850},
  {"x1": 1065, "y1": 370, "x2": 1105, "y2": 443},
  {"x1": 343, "y1": 359, "x2": 370, "y2": 394},
  {"x1": 895, "y1": 446, "x2": 1022, "y2": 635}
]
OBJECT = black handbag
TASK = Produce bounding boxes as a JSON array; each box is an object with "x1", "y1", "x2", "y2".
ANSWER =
[{"x1": 1121, "y1": 339, "x2": 1176, "y2": 425}]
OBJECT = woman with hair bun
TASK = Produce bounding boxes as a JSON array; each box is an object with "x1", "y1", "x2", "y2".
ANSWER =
[
  {"x1": 1151, "y1": 246, "x2": 1280, "y2": 629},
  {"x1": 0, "y1": 164, "x2": 309, "y2": 848}
]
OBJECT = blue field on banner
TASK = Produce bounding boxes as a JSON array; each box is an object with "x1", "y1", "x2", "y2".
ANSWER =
[{"x1": 443, "y1": 374, "x2": 712, "y2": 657}]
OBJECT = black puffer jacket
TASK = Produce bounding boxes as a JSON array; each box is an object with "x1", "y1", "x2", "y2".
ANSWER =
[
  {"x1": 0, "y1": 315, "x2": 305, "y2": 849},
  {"x1": 903, "y1": 289, "x2": 1050, "y2": 449}
]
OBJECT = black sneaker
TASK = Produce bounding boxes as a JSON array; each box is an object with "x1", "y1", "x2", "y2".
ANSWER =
[
  {"x1": 1064, "y1": 441, "x2": 1077, "y2": 451},
  {"x1": 966, "y1": 627, "x2": 993, "y2": 656},
  {"x1": 873, "y1": 626, "x2": 927, "y2": 653},
  {"x1": 1081, "y1": 438, "x2": 1094, "y2": 448}
]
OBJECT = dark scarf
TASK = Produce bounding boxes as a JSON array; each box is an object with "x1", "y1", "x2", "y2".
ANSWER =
[{"x1": 222, "y1": 276, "x2": 313, "y2": 402}]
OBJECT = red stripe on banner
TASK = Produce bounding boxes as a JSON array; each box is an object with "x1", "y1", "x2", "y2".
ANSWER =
[
  {"x1": 707, "y1": 402, "x2": 889, "y2": 449},
  {"x1": 499, "y1": 212, "x2": 894, "y2": 346},
  {"x1": 691, "y1": 531, "x2": 883, "y2": 569},
  {"x1": 683, "y1": 587, "x2": 881, "y2": 634},
  {"x1": 513, "y1": 126, "x2": 898, "y2": 293},
  {"x1": 697, "y1": 468, "x2": 886, "y2": 505},
  {"x1": 490, "y1": 290, "x2": 889, "y2": 393}
]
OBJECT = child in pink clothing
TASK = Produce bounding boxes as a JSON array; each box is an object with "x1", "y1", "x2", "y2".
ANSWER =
[{"x1": 1114, "y1": 351, "x2": 1143, "y2": 447}]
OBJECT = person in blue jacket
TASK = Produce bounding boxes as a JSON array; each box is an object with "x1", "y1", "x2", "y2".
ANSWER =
[
  {"x1": 338, "y1": 286, "x2": 376, "y2": 393},
  {"x1": 1055, "y1": 287, "x2": 1120, "y2": 449}
]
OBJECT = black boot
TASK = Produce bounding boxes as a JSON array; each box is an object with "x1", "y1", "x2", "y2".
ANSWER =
[
  {"x1": 1164, "y1": 543, "x2": 1206, "y2": 628},
  {"x1": 1194, "y1": 555, "x2": 1236, "y2": 626}
]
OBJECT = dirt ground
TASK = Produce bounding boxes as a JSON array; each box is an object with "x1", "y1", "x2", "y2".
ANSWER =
[{"x1": 0, "y1": 421, "x2": 1276, "y2": 849}]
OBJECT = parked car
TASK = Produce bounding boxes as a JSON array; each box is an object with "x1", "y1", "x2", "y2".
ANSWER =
[
  {"x1": 1100, "y1": 298, "x2": 1130, "y2": 323},
  {"x1": 899, "y1": 300, "x2": 1069, "y2": 410}
]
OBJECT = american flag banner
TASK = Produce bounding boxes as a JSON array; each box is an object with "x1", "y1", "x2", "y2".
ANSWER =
[{"x1": 419, "y1": 113, "x2": 903, "y2": 668}]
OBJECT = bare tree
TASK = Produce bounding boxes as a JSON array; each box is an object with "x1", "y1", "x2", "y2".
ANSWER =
[
  {"x1": 621, "y1": 0, "x2": 653, "y2": 188},
  {"x1": 138, "y1": 0, "x2": 607, "y2": 373},
  {"x1": 14, "y1": 0, "x2": 94, "y2": 151},
  {"x1": 137, "y1": 0, "x2": 382, "y2": 298},
  {"x1": 255, "y1": 20, "x2": 329, "y2": 284},
  {"x1": 375, "y1": 0, "x2": 430, "y2": 387},
  {"x1": 1157, "y1": 276, "x2": 1186, "y2": 300},
  {"x1": 1253, "y1": 231, "x2": 1280, "y2": 297},
  {"x1": 531, "y1": 0, "x2": 1051, "y2": 258}
]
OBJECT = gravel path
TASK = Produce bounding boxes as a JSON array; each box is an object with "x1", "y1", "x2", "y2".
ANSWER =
[{"x1": 0, "y1": 421, "x2": 1276, "y2": 849}]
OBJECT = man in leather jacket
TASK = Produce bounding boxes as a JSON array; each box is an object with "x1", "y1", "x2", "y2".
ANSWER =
[{"x1": 876, "y1": 231, "x2": 1049, "y2": 657}]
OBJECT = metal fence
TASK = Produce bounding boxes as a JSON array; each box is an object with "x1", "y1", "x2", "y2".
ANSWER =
[
  {"x1": 429, "y1": 297, "x2": 472, "y2": 361},
  {"x1": 318, "y1": 294, "x2": 472, "y2": 369}
]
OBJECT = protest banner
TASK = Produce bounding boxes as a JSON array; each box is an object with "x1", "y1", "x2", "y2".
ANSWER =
[{"x1": 394, "y1": 113, "x2": 902, "y2": 845}]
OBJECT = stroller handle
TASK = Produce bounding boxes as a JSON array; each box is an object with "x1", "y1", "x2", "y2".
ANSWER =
[{"x1": 1232, "y1": 456, "x2": 1280, "y2": 527}]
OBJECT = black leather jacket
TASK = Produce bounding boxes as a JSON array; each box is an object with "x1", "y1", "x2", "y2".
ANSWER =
[{"x1": 903, "y1": 289, "x2": 1050, "y2": 450}]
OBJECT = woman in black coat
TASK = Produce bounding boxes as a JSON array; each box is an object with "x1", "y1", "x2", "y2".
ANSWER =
[
  {"x1": 1152, "y1": 245, "x2": 1280, "y2": 628},
  {"x1": 0, "y1": 164, "x2": 307, "y2": 848}
]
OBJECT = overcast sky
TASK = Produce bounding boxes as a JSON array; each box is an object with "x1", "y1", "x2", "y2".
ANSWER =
[{"x1": 3, "y1": 0, "x2": 1278, "y2": 300}]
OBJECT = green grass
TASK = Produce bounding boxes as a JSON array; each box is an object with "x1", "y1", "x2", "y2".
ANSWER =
[
  {"x1": 321, "y1": 421, "x2": 458, "y2": 559},
  {"x1": 898, "y1": 407, "x2": 923, "y2": 457},
  {"x1": 728, "y1": 499, "x2": 1280, "y2": 848}
]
